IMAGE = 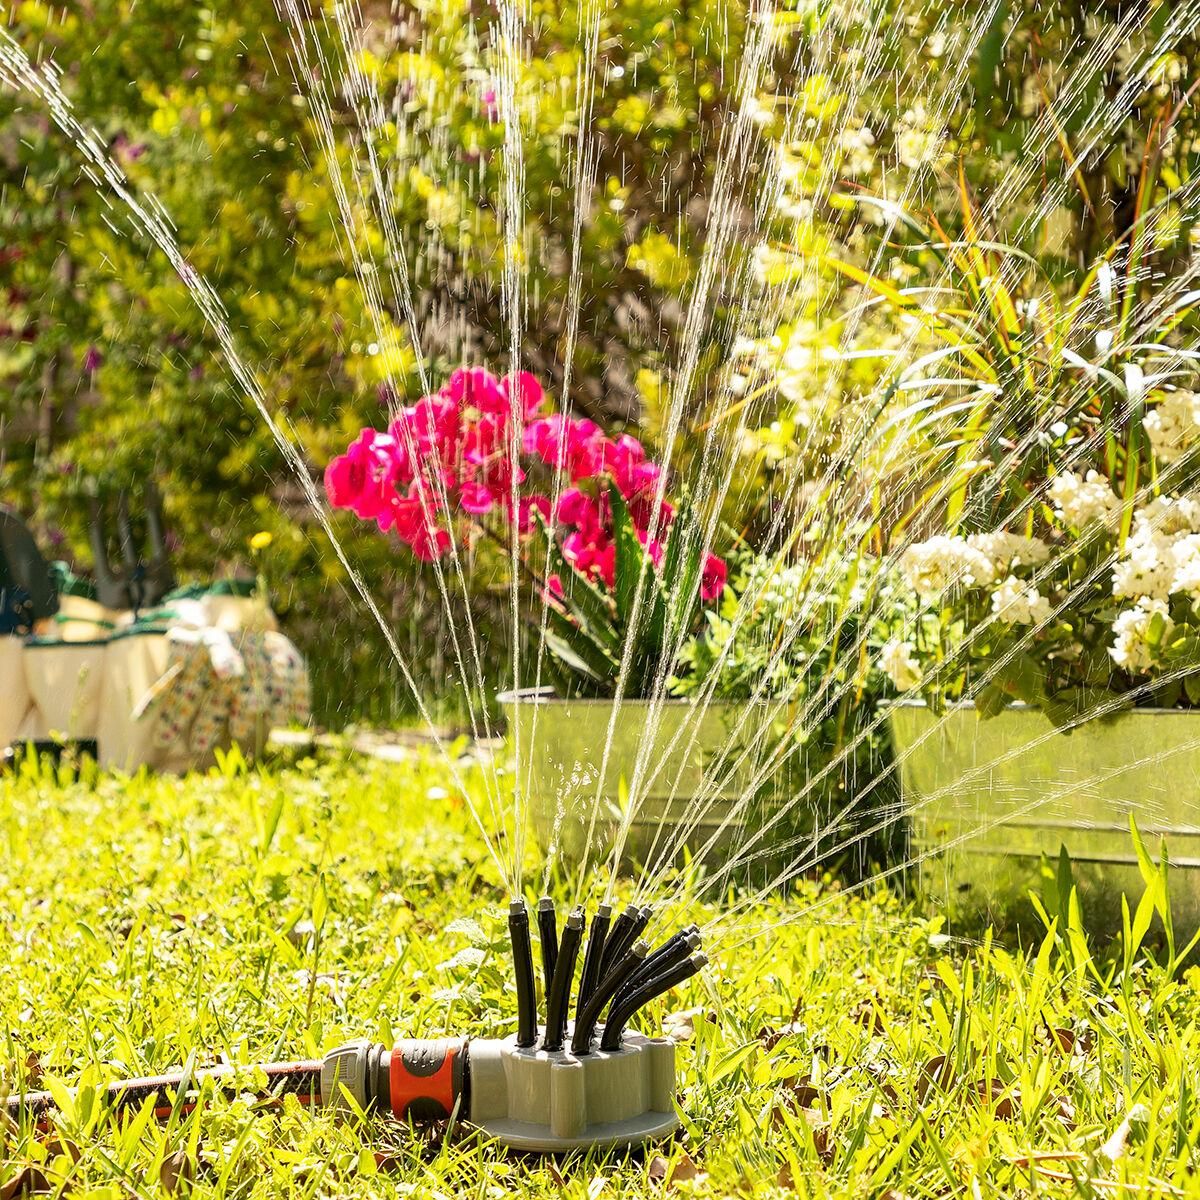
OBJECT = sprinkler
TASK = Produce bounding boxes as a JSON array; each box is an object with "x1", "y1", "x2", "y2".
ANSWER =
[{"x1": 6, "y1": 900, "x2": 704, "y2": 1155}]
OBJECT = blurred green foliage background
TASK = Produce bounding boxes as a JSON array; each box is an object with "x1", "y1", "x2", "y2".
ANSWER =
[{"x1": 1, "y1": 0, "x2": 1196, "y2": 724}]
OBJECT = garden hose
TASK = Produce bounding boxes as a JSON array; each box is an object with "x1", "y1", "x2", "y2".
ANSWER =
[{"x1": 7, "y1": 900, "x2": 703, "y2": 1153}]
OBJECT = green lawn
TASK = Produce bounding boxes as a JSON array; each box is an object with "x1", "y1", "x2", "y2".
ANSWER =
[{"x1": 1, "y1": 750, "x2": 1199, "y2": 1197}]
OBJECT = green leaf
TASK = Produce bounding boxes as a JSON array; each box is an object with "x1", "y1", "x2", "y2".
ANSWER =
[
  {"x1": 545, "y1": 608, "x2": 618, "y2": 684},
  {"x1": 997, "y1": 653, "x2": 1046, "y2": 707},
  {"x1": 974, "y1": 0, "x2": 1008, "y2": 110},
  {"x1": 537, "y1": 513, "x2": 621, "y2": 654},
  {"x1": 609, "y1": 483, "x2": 650, "y2": 627},
  {"x1": 974, "y1": 683, "x2": 1010, "y2": 719},
  {"x1": 543, "y1": 628, "x2": 607, "y2": 685}
]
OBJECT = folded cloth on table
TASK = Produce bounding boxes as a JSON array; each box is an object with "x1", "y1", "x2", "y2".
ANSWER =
[
  {"x1": 132, "y1": 627, "x2": 309, "y2": 762},
  {"x1": 0, "y1": 636, "x2": 32, "y2": 747}
]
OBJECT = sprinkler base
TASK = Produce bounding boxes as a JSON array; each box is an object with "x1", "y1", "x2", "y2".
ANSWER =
[{"x1": 468, "y1": 1028, "x2": 678, "y2": 1152}]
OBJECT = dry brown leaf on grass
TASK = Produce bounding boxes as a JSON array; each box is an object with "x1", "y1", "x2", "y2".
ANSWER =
[
  {"x1": 1042, "y1": 1021, "x2": 1094, "y2": 1055},
  {"x1": 0, "y1": 1166, "x2": 49, "y2": 1199},
  {"x1": 159, "y1": 1150, "x2": 194, "y2": 1194},
  {"x1": 916, "y1": 1054, "x2": 953, "y2": 1101},
  {"x1": 648, "y1": 1152, "x2": 707, "y2": 1189},
  {"x1": 663, "y1": 1007, "x2": 709, "y2": 1042},
  {"x1": 850, "y1": 1000, "x2": 886, "y2": 1033},
  {"x1": 757, "y1": 1022, "x2": 805, "y2": 1050},
  {"x1": 42, "y1": 1140, "x2": 79, "y2": 1165},
  {"x1": 974, "y1": 1079, "x2": 1019, "y2": 1121}
]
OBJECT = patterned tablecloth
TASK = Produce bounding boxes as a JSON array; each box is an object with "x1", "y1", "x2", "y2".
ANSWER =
[
  {"x1": 132, "y1": 627, "x2": 309, "y2": 758},
  {"x1": 1, "y1": 600, "x2": 309, "y2": 770}
]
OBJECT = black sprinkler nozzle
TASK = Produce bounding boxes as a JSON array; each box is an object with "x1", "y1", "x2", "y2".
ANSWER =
[
  {"x1": 541, "y1": 907, "x2": 584, "y2": 1052},
  {"x1": 612, "y1": 928, "x2": 702, "y2": 1012},
  {"x1": 509, "y1": 899, "x2": 538, "y2": 1048},
  {"x1": 576, "y1": 902, "x2": 613, "y2": 1013},
  {"x1": 600, "y1": 953, "x2": 707, "y2": 1052},
  {"x1": 570, "y1": 938, "x2": 649, "y2": 1055},
  {"x1": 536, "y1": 896, "x2": 558, "y2": 999},
  {"x1": 598, "y1": 904, "x2": 648, "y2": 979}
]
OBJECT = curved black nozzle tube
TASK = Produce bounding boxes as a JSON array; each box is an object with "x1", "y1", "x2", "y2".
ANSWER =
[
  {"x1": 600, "y1": 953, "x2": 707, "y2": 1052},
  {"x1": 612, "y1": 928, "x2": 701, "y2": 1012},
  {"x1": 509, "y1": 900, "x2": 538, "y2": 1048},
  {"x1": 598, "y1": 905, "x2": 649, "y2": 980},
  {"x1": 576, "y1": 902, "x2": 612, "y2": 1013},
  {"x1": 536, "y1": 897, "x2": 558, "y2": 999},
  {"x1": 570, "y1": 939, "x2": 649, "y2": 1056},
  {"x1": 541, "y1": 908, "x2": 584, "y2": 1052}
]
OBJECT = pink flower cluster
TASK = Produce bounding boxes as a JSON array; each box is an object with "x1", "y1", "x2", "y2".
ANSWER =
[{"x1": 325, "y1": 367, "x2": 727, "y2": 600}]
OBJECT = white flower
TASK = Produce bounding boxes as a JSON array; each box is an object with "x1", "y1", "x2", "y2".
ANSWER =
[
  {"x1": 895, "y1": 103, "x2": 947, "y2": 170},
  {"x1": 1137, "y1": 493, "x2": 1200, "y2": 535},
  {"x1": 1110, "y1": 599, "x2": 1173, "y2": 672},
  {"x1": 1169, "y1": 535, "x2": 1200, "y2": 597},
  {"x1": 881, "y1": 639, "x2": 922, "y2": 691},
  {"x1": 991, "y1": 575, "x2": 1052, "y2": 625},
  {"x1": 1048, "y1": 469, "x2": 1119, "y2": 528},
  {"x1": 1112, "y1": 505, "x2": 1200, "y2": 602},
  {"x1": 1143, "y1": 392, "x2": 1200, "y2": 464},
  {"x1": 1111, "y1": 524, "x2": 1174, "y2": 601},
  {"x1": 840, "y1": 125, "x2": 876, "y2": 177},
  {"x1": 967, "y1": 531, "x2": 1051, "y2": 571},
  {"x1": 898, "y1": 535, "x2": 996, "y2": 600}
]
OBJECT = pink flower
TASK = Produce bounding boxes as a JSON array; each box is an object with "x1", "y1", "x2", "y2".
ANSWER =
[
  {"x1": 326, "y1": 367, "x2": 725, "y2": 613},
  {"x1": 565, "y1": 420, "x2": 610, "y2": 480},
  {"x1": 562, "y1": 529, "x2": 598, "y2": 574},
  {"x1": 83, "y1": 345, "x2": 103, "y2": 373},
  {"x1": 594, "y1": 542, "x2": 616, "y2": 588},
  {"x1": 411, "y1": 526, "x2": 452, "y2": 561},
  {"x1": 524, "y1": 415, "x2": 567, "y2": 464},
  {"x1": 401, "y1": 394, "x2": 460, "y2": 455},
  {"x1": 626, "y1": 460, "x2": 662, "y2": 497},
  {"x1": 556, "y1": 486, "x2": 599, "y2": 530},
  {"x1": 378, "y1": 495, "x2": 428, "y2": 541},
  {"x1": 460, "y1": 480, "x2": 498, "y2": 515},
  {"x1": 463, "y1": 418, "x2": 504, "y2": 466},
  {"x1": 383, "y1": 422, "x2": 415, "y2": 478},
  {"x1": 700, "y1": 554, "x2": 727, "y2": 601},
  {"x1": 610, "y1": 434, "x2": 646, "y2": 494},
  {"x1": 637, "y1": 529, "x2": 665, "y2": 567},
  {"x1": 504, "y1": 371, "x2": 547, "y2": 418},
  {"x1": 448, "y1": 366, "x2": 507, "y2": 415},
  {"x1": 628, "y1": 491, "x2": 673, "y2": 532},
  {"x1": 543, "y1": 573, "x2": 565, "y2": 602},
  {"x1": 482, "y1": 88, "x2": 500, "y2": 122},
  {"x1": 325, "y1": 429, "x2": 400, "y2": 522},
  {"x1": 515, "y1": 494, "x2": 552, "y2": 533}
]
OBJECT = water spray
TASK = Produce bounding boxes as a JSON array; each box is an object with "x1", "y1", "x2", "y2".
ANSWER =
[{"x1": 6, "y1": 900, "x2": 703, "y2": 1154}]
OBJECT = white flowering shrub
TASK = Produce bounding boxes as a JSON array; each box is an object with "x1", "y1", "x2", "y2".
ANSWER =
[{"x1": 881, "y1": 469, "x2": 1200, "y2": 725}]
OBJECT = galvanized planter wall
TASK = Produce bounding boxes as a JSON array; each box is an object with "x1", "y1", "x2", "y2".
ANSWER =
[
  {"x1": 888, "y1": 701, "x2": 1200, "y2": 929},
  {"x1": 500, "y1": 689, "x2": 788, "y2": 871}
]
